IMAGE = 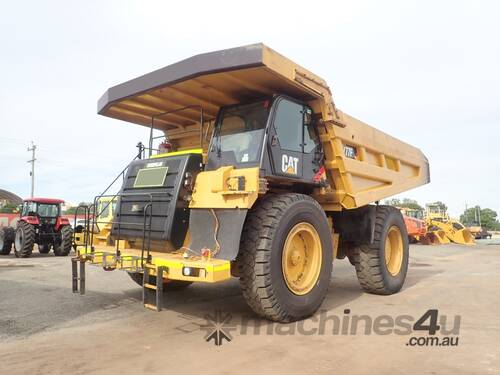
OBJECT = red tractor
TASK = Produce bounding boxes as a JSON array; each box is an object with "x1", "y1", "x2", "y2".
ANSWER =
[{"x1": 8, "y1": 198, "x2": 73, "y2": 257}]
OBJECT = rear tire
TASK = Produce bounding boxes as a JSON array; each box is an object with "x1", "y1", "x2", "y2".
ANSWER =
[
  {"x1": 14, "y1": 222, "x2": 35, "y2": 258},
  {"x1": 351, "y1": 206, "x2": 409, "y2": 295},
  {"x1": 0, "y1": 227, "x2": 15, "y2": 255},
  {"x1": 53, "y1": 225, "x2": 73, "y2": 256},
  {"x1": 238, "y1": 193, "x2": 333, "y2": 322},
  {"x1": 38, "y1": 243, "x2": 51, "y2": 254},
  {"x1": 127, "y1": 272, "x2": 193, "y2": 291}
]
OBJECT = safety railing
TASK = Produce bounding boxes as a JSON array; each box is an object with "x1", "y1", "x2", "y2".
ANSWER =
[{"x1": 76, "y1": 190, "x2": 171, "y2": 269}]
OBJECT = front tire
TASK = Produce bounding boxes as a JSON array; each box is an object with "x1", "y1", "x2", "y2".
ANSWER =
[
  {"x1": 14, "y1": 221, "x2": 35, "y2": 258},
  {"x1": 238, "y1": 193, "x2": 333, "y2": 322},
  {"x1": 38, "y1": 243, "x2": 51, "y2": 254},
  {"x1": 0, "y1": 227, "x2": 15, "y2": 255},
  {"x1": 352, "y1": 206, "x2": 409, "y2": 295},
  {"x1": 53, "y1": 225, "x2": 73, "y2": 256}
]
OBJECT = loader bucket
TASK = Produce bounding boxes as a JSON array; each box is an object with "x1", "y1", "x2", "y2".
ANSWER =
[
  {"x1": 434, "y1": 230, "x2": 451, "y2": 244},
  {"x1": 427, "y1": 220, "x2": 475, "y2": 246},
  {"x1": 421, "y1": 230, "x2": 449, "y2": 245},
  {"x1": 445, "y1": 227, "x2": 475, "y2": 245}
]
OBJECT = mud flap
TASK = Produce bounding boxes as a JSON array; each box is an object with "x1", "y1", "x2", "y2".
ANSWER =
[
  {"x1": 188, "y1": 208, "x2": 247, "y2": 260},
  {"x1": 331, "y1": 205, "x2": 377, "y2": 247}
]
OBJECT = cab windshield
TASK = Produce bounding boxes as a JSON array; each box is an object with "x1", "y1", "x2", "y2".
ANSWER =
[
  {"x1": 22, "y1": 202, "x2": 59, "y2": 217},
  {"x1": 98, "y1": 200, "x2": 116, "y2": 220},
  {"x1": 37, "y1": 203, "x2": 59, "y2": 217},
  {"x1": 211, "y1": 100, "x2": 270, "y2": 165}
]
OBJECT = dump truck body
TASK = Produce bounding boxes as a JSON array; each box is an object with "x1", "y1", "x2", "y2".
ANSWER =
[
  {"x1": 73, "y1": 44, "x2": 430, "y2": 321},
  {"x1": 98, "y1": 44, "x2": 429, "y2": 211}
]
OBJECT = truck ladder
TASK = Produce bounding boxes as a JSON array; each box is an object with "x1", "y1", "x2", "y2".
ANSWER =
[{"x1": 143, "y1": 264, "x2": 167, "y2": 311}]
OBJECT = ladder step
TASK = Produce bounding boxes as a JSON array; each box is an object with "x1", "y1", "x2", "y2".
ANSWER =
[
  {"x1": 144, "y1": 303, "x2": 158, "y2": 311},
  {"x1": 142, "y1": 265, "x2": 165, "y2": 312}
]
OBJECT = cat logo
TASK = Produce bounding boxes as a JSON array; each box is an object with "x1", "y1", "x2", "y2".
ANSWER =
[{"x1": 282, "y1": 154, "x2": 299, "y2": 174}]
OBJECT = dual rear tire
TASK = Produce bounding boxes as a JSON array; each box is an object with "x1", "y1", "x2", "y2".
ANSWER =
[{"x1": 350, "y1": 206, "x2": 409, "y2": 295}]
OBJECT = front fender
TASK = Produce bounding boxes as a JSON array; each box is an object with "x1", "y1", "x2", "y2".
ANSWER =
[{"x1": 188, "y1": 208, "x2": 247, "y2": 261}]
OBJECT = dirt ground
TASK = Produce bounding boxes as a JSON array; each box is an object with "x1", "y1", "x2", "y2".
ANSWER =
[{"x1": 0, "y1": 242, "x2": 499, "y2": 375}]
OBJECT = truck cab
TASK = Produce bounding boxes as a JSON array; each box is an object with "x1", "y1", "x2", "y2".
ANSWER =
[{"x1": 207, "y1": 96, "x2": 323, "y2": 185}]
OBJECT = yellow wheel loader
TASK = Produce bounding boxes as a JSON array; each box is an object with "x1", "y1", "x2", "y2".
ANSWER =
[
  {"x1": 425, "y1": 205, "x2": 474, "y2": 245},
  {"x1": 72, "y1": 44, "x2": 429, "y2": 322}
]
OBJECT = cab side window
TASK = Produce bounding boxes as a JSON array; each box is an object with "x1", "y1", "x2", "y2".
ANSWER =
[
  {"x1": 22, "y1": 202, "x2": 35, "y2": 216},
  {"x1": 303, "y1": 121, "x2": 319, "y2": 153},
  {"x1": 273, "y1": 100, "x2": 302, "y2": 152}
]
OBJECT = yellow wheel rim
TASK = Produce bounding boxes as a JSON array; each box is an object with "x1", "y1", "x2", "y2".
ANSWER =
[
  {"x1": 385, "y1": 226, "x2": 404, "y2": 276},
  {"x1": 282, "y1": 222, "x2": 322, "y2": 295}
]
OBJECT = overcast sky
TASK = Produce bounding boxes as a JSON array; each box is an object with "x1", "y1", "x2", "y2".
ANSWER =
[{"x1": 1, "y1": 1, "x2": 499, "y2": 217}]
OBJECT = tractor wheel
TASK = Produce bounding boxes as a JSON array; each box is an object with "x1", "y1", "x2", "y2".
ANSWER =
[
  {"x1": 14, "y1": 221, "x2": 35, "y2": 258},
  {"x1": 0, "y1": 227, "x2": 15, "y2": 255},
  {"x1": 127, "y1": 272, "x2": 193, "y2": 291},
  {"x1": 238, "y1": 193, "x2": 333, "y2": 322},
  {"x1": 38, "y1": 243, "x2": 51, "y2": 254},
  {"x1": 53, "y1": 225, "x2": 73, "y2": 256},
  {"x1": 351, "y1": 206, "x2": 409, "y2": 295}
]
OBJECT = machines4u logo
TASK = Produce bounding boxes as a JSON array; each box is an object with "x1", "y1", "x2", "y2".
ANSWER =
[
  {"x1": 194, "y1": 308, "x2": 460, "y2": 347},
  {"x1": 200, "y1": 310, "x2": 236, "y2": 346},
  {"x1": 282, "y1": 154, "x2": 299, "y2": 174}
]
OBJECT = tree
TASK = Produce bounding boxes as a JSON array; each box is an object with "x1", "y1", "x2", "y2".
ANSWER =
[
  {"x1": 384, "y1": 198, "x2": 401, "y2": 207},
  {"x1": 384, "y1": 198, "x2": 423, "y2": 210},
  {"x1": 460, "y1": 206, "x2": 499, "y2": 230},
  {"x1": 64, "y1": 202, "x2": 92, "y2": 215}
]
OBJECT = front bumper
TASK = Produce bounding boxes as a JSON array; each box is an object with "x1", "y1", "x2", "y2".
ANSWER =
[{"x1": 76, "y1": 247, "x2": 232, "y2": 283}]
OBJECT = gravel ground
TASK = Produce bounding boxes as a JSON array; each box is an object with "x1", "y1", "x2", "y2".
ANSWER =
[{"x1": 0, "y1": 243, "x2": 499, "y2": 374}]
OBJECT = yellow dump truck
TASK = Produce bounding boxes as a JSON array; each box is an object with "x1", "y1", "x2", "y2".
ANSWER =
[{"x1": 73, "y1": 44, "x2": 429, "y2": 322}]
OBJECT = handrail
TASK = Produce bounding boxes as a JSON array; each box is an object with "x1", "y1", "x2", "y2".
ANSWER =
[
  {"x1": 82, "y1": 146, "x2": 172, "y2": 265},
  {"x1": 89, "y1": 191, "x2": 168, "y2": 265}
]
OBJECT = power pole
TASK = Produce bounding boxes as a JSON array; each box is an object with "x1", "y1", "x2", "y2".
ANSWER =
[{"x1": 27, "y1": 142, "x2": 37, "y2": 198}]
